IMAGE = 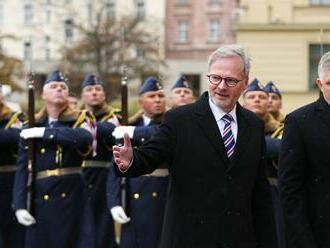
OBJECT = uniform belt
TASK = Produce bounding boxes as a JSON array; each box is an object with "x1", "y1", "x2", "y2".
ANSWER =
[
  {"x1": 268, "y1": 177, "x2": 278, "y2": 186},
  {"x1": 36, "y1": 167, "x2": 82, "y2": 180},
  {"x1": 143, "y1": 169, "x2": 169, "y2": 177},
  {"x1": 0, "y1": 165, "x2": 17, "y2": 173},
  {"x1": 82, "y1": 160, "x2": 110, "y2": 168}
]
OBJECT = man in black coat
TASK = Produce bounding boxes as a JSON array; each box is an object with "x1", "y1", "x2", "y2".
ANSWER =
[
  {"x1": 279, "y1": 51, "x2": 330, "y2": 248},
  {"x1": 113, "y1": 44, "x2": 277, "y2": 248}
]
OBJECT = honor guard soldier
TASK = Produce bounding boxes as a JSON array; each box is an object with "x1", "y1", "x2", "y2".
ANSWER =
[
  {"x1": 80, "y1": 73, "x2": 118, "y2": 248},
  {"x1": 265, "y1": 81, "x2": 285, "y2": 123},
  {"x1": 0, "y1": 84, "x2": 25, "y2": 248},
  {"x1": 109, "y1": 76, "x2": 168, "y2": 248},
  {"x1": 170, "y1": 75, "x2": 195, "y2": 108},
  {"x1": 243, "y1": 78, "x2": 285, "y2": 248},
  {"x1": 13, "y1": 70, "x2": 94, "y2": 248}
]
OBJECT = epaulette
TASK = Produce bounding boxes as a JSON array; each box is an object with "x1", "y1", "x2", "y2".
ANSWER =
[
  {"x1": 271, "y1": 124, "x2": 284, "y2": 139},
  {"x1": 5, "y1": 111, "x2": 25, "y2": 129},
  {"x1": 73, "y1": 110, "x2": 96, "y2": 128},
  {"x1": 100, "y1": 108, "x2": 120, "y2": 122}
]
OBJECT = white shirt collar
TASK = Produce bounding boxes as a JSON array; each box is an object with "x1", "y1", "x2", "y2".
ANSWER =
[
  {"x1": 142, "y1": 115, "x2": 151, "y2": 126},
  {"x1": 208, "y1": 98, "x2": 237, "y2": 124},
  {"x1": 48, "y1": 117, "x2": 58, "y2": 124}
]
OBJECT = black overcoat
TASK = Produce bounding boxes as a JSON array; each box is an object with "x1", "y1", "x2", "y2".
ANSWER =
[
  {"x1": 279, "y1": 96, "x2": 330, "y2": 248},
  {"x1": 120, "y1": 92, "x2": 276, "y2": 248}
]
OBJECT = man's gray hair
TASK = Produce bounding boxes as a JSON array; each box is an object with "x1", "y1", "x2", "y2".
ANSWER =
[
  {"x1": 208, "y1": 44, "x2": 251, "y2": 76},
  {"x1": 318, "y1": 51, "x2": 330, "y2": 78}
]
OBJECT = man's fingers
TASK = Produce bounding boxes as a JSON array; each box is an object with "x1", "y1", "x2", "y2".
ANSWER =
[{"x1": 123, "y1": 133, "x2": 132, "y2": 148}]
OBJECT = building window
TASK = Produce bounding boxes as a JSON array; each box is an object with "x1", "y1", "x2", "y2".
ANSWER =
[
  {"x1": 135, "y1": 0, "x2": 145, "y2": 20},
  {"x1": 136, "y1": 47, "x2": 145, "y2": 59},
  {"x1": 45, "y1": 36, "x2": 51, "y2": 61},
  {"x1": 106, "y1": 0, "x2": 116, "y2": 19},
  {"x1": 46, "y1": 10, "x2": 51, "y2": 23},
  {"x1": 23, "y1": 42, "x2": 32, "y2": 61},
  {"x1": 64, "y1": 19, "x2": 74, "y2": 42},
  {"x1": 24, "y1": 4, "x2": 34, "y2": 25},
  {"x1": 310, "y1": 0, "x2": 330, "y2": 4},
  {"x1": 0, "y1": 5, "x2": 3, "y2": 25},
  {"x1": 208, "y1": 19, "x2": 220, "y2": 42},
  {"x1": 309, "y1": 44, "x2": 330, "y2": 90},
  {"x1": 176, "y1": 0, "x2": 188, "y2": 5},
  {"x1": 176, "y1": 20, "x2": 188, "y2": 43},
  {"x1": 87, "y1": 3, "x2": 93, "y2": 25},
  {"x1": 208, "y1": 0, "x2": 221, "y2": 5}
]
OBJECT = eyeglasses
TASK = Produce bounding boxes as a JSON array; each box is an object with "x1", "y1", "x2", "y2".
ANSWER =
[{"x1": 207, "y1": 74, "x2": 243, "y2": 87}]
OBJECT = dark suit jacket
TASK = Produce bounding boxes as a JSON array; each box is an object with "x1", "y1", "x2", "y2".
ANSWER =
[
  {"x1": 120, "y1": 92, "x2": 276, "y2": 248},
  {"x1": 279, "y1": 96, "x2": 330, "y2": 248}
]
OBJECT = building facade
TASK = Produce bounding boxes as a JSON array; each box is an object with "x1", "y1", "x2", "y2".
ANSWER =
[
  {"x1": 0, "y1": 0, "x2": 165, "y2": 86},
  {"x1": 164, "y1": 0, "x2": 238, "y2": 95},
  {"x1": 236, "y1": 0, "x2": 330, "y2": 113}
]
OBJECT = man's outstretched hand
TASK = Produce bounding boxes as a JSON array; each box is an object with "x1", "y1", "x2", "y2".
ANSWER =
[{"x1": 113, "y1": 133, "x2": 133, "y2": 172}]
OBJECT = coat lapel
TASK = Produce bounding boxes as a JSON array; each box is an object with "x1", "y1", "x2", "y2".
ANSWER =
[
  {"x1": 227, "y1": 104, "x2": 251, "y2": 172},
  {"x1": 195, "y1": 93, "x2": 229, "y2": 167}
]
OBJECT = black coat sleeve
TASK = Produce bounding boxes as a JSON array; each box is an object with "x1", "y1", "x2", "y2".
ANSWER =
[{"x1": 278, "y1": 114, "x2": 318, "y2": 248}]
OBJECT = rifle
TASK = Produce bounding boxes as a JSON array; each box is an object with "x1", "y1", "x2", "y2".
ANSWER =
[
  {"x1": 120, "y1": 67, "x2": 128, "y2": 212},
  {"x1": 26, "y1": 72, "x2": 35, "y2": 214}
]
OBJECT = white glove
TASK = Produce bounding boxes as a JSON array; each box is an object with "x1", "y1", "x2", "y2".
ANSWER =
[
  {"x1": 110, "y1": 206, "x2": 130, "y2": 224},
  {"x1": 112, "y1": 126, "x2": 135, "y2": 139},
  {"x1": 20, "y1": 127, "x2": 45, "y2": 139},
  {"x1": 15, "y1": 209, "x2": 36, "y2": 226}
]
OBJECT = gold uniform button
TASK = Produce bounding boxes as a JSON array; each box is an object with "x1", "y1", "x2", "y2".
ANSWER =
[
  {"x1": 152, "y1": 192, "x2": 158, "y2": 198},
  {"x1": 43, "y1": 195, "x2": 50, "y2": 201},
  {"x1": 61, "y1": 193, "x2": 66, "y2": 198},
  {"x1": 133, "y1": 193, "x2": 140, "y2": 199},
  {"x1": 40, "y1": 148, "x2": 46, "y2": 154},
  {"x1": 49, "y1": 134, "x2": 54, "y2": 139}
]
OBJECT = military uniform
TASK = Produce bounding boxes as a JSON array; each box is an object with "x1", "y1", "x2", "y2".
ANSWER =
[
  {"x1": 13, "y1": 105, "x2": 93, "y2": 248},
  {"x1": 108, "y1": 77, "x2": 168, "y2": 248},
  {"x1": 244, "y1": 79, "x2": 285, "y2": 248},
  {"x1": 0, "y1": 103, "x2": 25, "y2": 248},
  {"x1": 82, "y1": 104, "x2": 119, "y2": 248}
]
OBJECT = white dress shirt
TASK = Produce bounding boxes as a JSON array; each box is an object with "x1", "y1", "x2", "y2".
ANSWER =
[{"x1": 208, "y1": 98, "x2": 238, "y2": 142}]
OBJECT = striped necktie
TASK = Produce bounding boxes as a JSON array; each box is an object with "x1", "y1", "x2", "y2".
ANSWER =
[{"x1": 222, "y1": 114, "x2": 235, "y2": 158}]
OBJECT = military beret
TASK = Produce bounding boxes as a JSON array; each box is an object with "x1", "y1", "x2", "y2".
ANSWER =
[
  {"x1": 171, "y1": 75, "x2": 192, "y2": 90},
  {"x1": 44, "y1": 70, "x2": 68, "y2": 87},
  {"x1": 264, "y1": 81, "x2": 281, "y2": 98},
  {"x1": 243, "y1": 78, "x2": 266, "y2": 95},
  {"x1": 139, "y1": 76, "x2": 163, "y2": 95},
  {"x1": 81, "y1": 73, "x2": 103, "y2": 88}
]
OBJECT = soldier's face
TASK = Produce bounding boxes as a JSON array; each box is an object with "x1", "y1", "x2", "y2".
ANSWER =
[
  {"x1": 243, "y1": 91, "x2": 268, "y2": 117},
  {"x1": 42, "y1": 81, "x2": 69, "y2": 105},
  {"x1": 268, "y1": 93, "x2": 282, "y2": 114},
  {"x1": 317, "y1": 68, "x2": 330, "y2": 105},
  {"x1": 139, "y1": 90, "x2": 166, "y2": 118},
  {"x1": 81, "y1": 85, "x2": 106, "y2": 107},
  {"x1": 171, "y1": 88, "x2": 194, "y2": 107},
  {"x1": 208, "y1": 56, "x2": 248, "y2": 113}
]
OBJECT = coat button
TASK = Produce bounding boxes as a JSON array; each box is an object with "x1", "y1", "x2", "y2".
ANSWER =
[
  {"x1": 133, "y1": 193, "x2": 140, "y2": 199},
  {"x1": 61, "y1": 193, "x2": 66, "y2": 198},
  {"x1": 49, "y1": 134, "x2": 54, "y2": 139},
  {"x1": 43, "y1": 194, "x2": 50, "y2": 201},
  {"x1": 141, "y1": 138, "x2": 145, "y2": 142},
  {"x1": 88, "y1": 184, "x2": 93, "y2": 189},
  {"x1": 152, "y1": 192, "x2": 158, "y2": 198},
  {"x1": 40, "y1": 148, "x2": 46, "y2": 154}
]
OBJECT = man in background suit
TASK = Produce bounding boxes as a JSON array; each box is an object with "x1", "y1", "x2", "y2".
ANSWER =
[
  {"x1": 112, "y1": 44, "x2": 277, "y2": 248},
  {"x1": 279, "y1": 51, "x2": 330, "y2": 248}
]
